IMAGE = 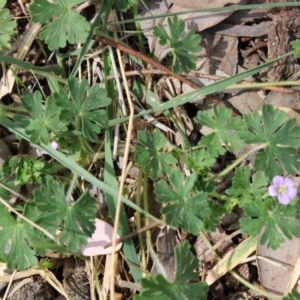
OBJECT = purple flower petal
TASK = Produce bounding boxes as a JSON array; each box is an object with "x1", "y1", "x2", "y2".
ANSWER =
[
  {"x1": 272, "y1": 175, "x2": 285, "y2": 187},
  {"x1": 283, "y1": 177, "x2": 295, "y2": 189},
  {"x1": 286, "y1": 187, "x2": 298, "y2": 200},
  {"x1": 278, "y1": 193, "x2": 290, "y2": 205},
  {"x1": 268, "y1": 185, "x2": 278, "y2": 196}
]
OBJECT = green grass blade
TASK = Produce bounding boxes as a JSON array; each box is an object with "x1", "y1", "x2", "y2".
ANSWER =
[
  {"x1": 0, "y1": 55, "x2": 66, "y2": 83},
  {"x1": 108, "y1": 51, "x2": 293, "y2": 126}
]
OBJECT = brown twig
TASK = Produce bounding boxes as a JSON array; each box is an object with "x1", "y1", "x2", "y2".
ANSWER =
[
  {"x1": 94, "y1": 34, "x2": 200, "y2": 90},
  {"x1": 104, "y1": 221, "x2": 163, "y2": 249},
  {"x1": 240, "y1": 40, "x2": 268, "y2": 58},
  {"x1": 117, "y1": 279, "x2": 143, "y2": 292}
]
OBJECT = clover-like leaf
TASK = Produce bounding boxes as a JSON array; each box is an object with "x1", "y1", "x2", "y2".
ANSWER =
[
  {"x1": 29, "y1": 0, "x2": 90, "y2": 50},
  {"x1": 13, "y1": 91, "x2": 69, "y2": 144},
  {"x1": 0, "y1": 0, "x2": 16, "y2": 51},
  {"x1": 240, "y1": 201, "x2": 300, "y2": 249},
  {"x1": 32, "y1": 177, "x2": 96, "y2": 252},
  {"x1": 226, "y1": 167, "x2": 269, "y2": 205},
  {"x1": 135, "y1": 130, "x2": 177, "y2": 180},
  {"x1": 154, "y1": 169, "x2": 211, "y2": 234},
  {"x1": 153, "y1": 15, "x2": 201, "y2": 74},
  {"x1": 239, "y1": 104, "x2": 300, "y2": 180},
  {"x1": 135, "y1": 241, "x2": 209, "y2": 300},
  {"x1": 195, "y1": 106, "x2": 244, "y2": 157},
  {"x1": 56, "y1": 78, "x2": 111, "y2": 142}
]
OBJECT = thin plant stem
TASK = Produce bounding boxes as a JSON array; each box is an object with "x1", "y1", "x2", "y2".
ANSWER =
[
  {"x1": 132, "y1": 4, "x2": 146, "y2": 55},
  {"x1": 144, "y1": 174, "x2": 168, "y2": 279},
  {"x1": 158, "y1": 48, "x2": 174, "y2": 62},
  {"x1": 108, "y1": 44, "x2": 127, "y2": 116},
  {"x1": 66, "y1": 173, "x2": 78, "y2": 204},
  {"x1": 0, "y1": 182, "x2": 28, "y2": 202},
  {"x1": 2, "y1": 270, "x2": 16, "y2": 300},
  {"x1": 103, "y1": 221, "x2": 163, "y2": 249},
  {"x1": 143, "y1": 174, "x2": 151, "y2": 260},
  {"x1": 88, "y1": 140, "x2": 104, "y2": 172},
  {"x1": 136, "y1": 170, "x2": 147, "y2": 277},
  {"x1": 181, "y1": 144, "x2": 205, "y2": 153},
  {"x1": 198, "y1": 230, "x2": 241, "y2": 261},
  {"x1": 0, "y1": 104, "x2": 27, "y2": 113},
  {"x1": 89, "y1": 257, "x2": 96, "y2": 300},
  {"x1": 229, "y1": 271, "x2": 281, "y2": 300},
  {"x1": 209, "y1": 191, "x2": 238, "y2": 203},
  {"x1": 208, "y1": 143, "x2": 267, "y2": 181},
  {"x1": 228, "y1": 80, "x2": 300, "y2": 89},
  {"x1": 92, "y1": 258, "x2": 102, "y2": 300}
]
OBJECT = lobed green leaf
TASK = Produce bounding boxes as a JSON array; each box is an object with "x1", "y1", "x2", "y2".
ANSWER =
[
  {"x1": 135, "y1": 130, "x2": 177, "y2": 180},
  {"x1": 32, "y1": 177, "x2": 96, "y2": 252},
  {"x1": 0, "y1": 0, "x2": 16, "y2": 51},
  {"x1": 55, "y1": 78, "x2": 111, "y2": 142},
  {"x1": 153, "y1": 15, "x2": 201, "y2": 74},
  {"x1": 226, "y1": 167, "x2": 269, "y2": 205},
  {"x1": 154, "y1": 169, "x2": 211, "y2": 234},
  {"x1": 14, "y1": 91, "x2": 69, "y2": 144},
  {"x1": 195, "y1": 106, "x2": 244, "y2": 157},
  {"x1": 240, "y1": 201, "x2": 300, "y2": 249},
  {"x1": 0, "y1": 204, "x2": 39, "y2": 270},
  {"x1": 30, "y1": 0, "x2": 90, "y2": 50},
  {"x1": 240, "y1": 104, "x2": 300, "y2": 180}
]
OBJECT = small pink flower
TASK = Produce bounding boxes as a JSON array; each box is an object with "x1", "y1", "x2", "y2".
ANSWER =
[
  {"x1": 50, "y1": 141, "x2": 58, "y2": 150},
  {"x1": 268, "y1": 176, "x2": 298, "y2": 205},
  {"x1": 38, "y1": 141, "x2": 58, "y2": 156}
]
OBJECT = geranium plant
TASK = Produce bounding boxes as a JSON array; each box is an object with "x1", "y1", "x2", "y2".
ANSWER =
[{"x1": 0, "y1": 1, "x2": 300, "y2": 299}]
